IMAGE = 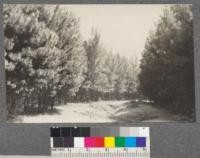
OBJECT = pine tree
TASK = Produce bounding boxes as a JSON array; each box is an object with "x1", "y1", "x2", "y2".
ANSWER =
[
  {"x1": 139, "y1": 5, "x2": 194, "y2": 117},
  {"x1": 4, "y1": 4, "x2": 86, "y2": 116}
]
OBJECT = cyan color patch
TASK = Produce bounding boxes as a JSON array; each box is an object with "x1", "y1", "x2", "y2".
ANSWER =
[{"x1": 125, "y1": 137, "x2": 136, "y2": 147}]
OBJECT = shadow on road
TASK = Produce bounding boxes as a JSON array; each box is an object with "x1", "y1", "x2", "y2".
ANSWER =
[{"x1": 109, "y1": 100, "x2": 188, "y2": 122}]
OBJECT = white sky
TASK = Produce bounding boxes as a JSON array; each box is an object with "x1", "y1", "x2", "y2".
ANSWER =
[{"x1": 62, "y1": 5, "x2": 169, "y2": 60}]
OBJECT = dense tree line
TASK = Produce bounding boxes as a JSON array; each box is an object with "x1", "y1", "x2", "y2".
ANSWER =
[
  {"x1": 76, "y1": 31, "x2": 138, "y2": 102},
  {"x1": 139, "y1": 5, "x2": 195, "y2": 118},
  {"x1": 4, "y1": 5, "x2": 138, "y2": 117}
]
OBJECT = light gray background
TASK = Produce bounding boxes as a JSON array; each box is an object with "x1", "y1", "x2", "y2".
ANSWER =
[{"x1": 0, "y1": 0, "x2": 200, "y2": 157}]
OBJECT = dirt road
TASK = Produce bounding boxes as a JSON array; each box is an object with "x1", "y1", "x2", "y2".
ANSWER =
[{"x1": 13, "y1": 100, "x2": 187, "y2": 123}]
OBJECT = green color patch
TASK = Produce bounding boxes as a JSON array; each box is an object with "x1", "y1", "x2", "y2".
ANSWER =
[{"x1": 115, "y1": 137, "x2": 125, "y2": 147}]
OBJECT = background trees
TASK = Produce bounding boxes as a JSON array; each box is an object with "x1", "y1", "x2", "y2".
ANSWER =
[
  {"x1": 77, "y1": 31, "x2": 107, "y2": 101},
  {"x1": 77, "y1": 30, "x2": 139, "y2": 101},
  {"x1": 139, "y1": 5, "x2": 195, "y2": 118}
]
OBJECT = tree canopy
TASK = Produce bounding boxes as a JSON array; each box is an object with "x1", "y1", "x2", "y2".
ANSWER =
[
  {"x1": 139, "y1": 5, "x2": 195, "y2": 117},
  {"x1": 4, "y1": 5, "x2": 138, "y2": 117},
  {"x1": 4, "y1": 5, "x2": 87, "y2": 115}
]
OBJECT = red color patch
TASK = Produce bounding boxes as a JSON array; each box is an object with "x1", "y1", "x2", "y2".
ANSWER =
[{"x1": 94, "y1": 137, "x2": 104, "y2": 147}]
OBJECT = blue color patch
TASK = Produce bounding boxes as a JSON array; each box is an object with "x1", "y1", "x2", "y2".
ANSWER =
[
  {"x1": 136, "y1": 137, "x2": 146, "y2": 147},
  {"x1": 125, "y1": 137, "x2": 136, "y2": 147}
]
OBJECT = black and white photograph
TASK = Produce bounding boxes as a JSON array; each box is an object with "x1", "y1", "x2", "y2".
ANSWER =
[{"x1": 4, "y1": 4, "x2": 195, "y2": 123}]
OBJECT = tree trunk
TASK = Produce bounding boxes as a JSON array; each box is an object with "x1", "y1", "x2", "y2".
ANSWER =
[{"x1": 51, "y1": 97, "x2": 55, "y2": 111}]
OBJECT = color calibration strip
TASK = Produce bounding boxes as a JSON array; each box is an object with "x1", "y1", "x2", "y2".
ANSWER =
[
  {"x1": 50, "y1": 127, "x2": 150, "y2": 158},
  {"x1": 52, "y1": 136, "x2": 146, "y2": 148}
]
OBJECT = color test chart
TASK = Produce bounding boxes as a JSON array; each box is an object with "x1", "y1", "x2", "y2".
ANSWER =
[{"x1": 50, "y1": 127, "x2": 150, "y2": 158}]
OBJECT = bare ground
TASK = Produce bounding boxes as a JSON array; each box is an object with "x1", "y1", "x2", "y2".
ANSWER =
[{"x1": 11, "y1": 100, "x2": 189, "y2": 123}]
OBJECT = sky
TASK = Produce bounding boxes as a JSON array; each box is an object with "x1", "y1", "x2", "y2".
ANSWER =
[{"x1": 62, "y1": 5, "x2": 169, "y2": 60}]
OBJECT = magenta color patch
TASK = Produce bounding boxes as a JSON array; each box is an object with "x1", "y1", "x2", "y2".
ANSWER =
[{"x1": 84, "y1": 137, "x2": 95, "y2": 147}]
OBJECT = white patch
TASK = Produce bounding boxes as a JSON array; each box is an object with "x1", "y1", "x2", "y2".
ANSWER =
[{"x1": 74, "y1": 137, "x2": 84, "y2": 147}]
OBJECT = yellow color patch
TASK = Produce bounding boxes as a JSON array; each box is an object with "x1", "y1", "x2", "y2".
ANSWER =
[{"x1": 104, "y1": 137, "x2": 115, "y2": 148}]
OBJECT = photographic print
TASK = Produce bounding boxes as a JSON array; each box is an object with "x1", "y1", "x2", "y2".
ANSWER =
[{"x1": 4, "y1": 4, "x2": 195, "y2": 123}]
